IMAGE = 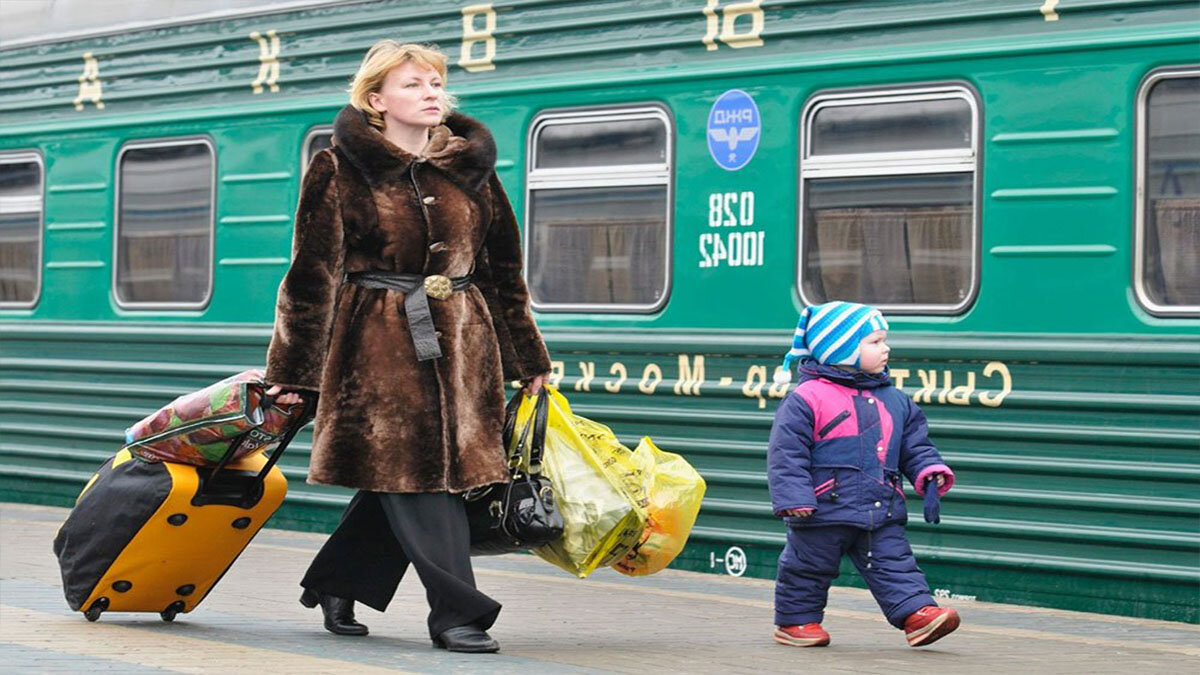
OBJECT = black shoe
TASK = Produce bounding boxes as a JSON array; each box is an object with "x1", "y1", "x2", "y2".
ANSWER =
[
  {"x1": 299, "y1": 588, "x2": 369, "y2": 636},
  {"x1": 432, "y1": 625, "x2": 500, "y2": 653}
]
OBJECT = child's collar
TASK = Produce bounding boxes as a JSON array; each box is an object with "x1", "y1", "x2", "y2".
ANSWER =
[{"x1": 799, "y1": 360, "x2": 892, "y2": 390}]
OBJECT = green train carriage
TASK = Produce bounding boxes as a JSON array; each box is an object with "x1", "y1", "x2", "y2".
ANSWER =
[{"x1": 1, "y1": 0, "x2": 1197, "y2": 622}]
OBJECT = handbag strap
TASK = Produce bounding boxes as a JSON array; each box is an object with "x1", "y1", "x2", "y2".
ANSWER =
[
  {"x1": 526, "y1": 390, "x2": 550, "y2": 473},
  {"x1": 502, "y1": 389, "x2": 550, "y2": 474},
  {"x1": 502, "y1": 391, "x2": 523, "y2": 449}
]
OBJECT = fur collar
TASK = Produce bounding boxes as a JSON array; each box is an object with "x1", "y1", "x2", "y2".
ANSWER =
[{"x1": 332, "y1": 104, "x2": 497, "y2": 191}]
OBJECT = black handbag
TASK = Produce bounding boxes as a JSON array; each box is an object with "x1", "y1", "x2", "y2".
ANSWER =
[{"x1": 465, "y1": 390, "x2": 565, "y2": 556}]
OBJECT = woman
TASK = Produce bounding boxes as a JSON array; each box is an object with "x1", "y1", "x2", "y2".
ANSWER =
[{"x1": 264, "y1": 41, "x2": 550, "y2": 654}]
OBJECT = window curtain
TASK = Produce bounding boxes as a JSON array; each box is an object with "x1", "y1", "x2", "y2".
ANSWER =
[
  {"x1": 809, "y1": 205, "x2": 970, "y2": 305},
  {"x1": 119, "y1": 232, "x2": 208, "y2": 303},
  {"x1": 533, "y1": 217, "x2": 662, "y2": 305},
  {"x1": 1148, "y1": 198, "x2": 1200, "y2": 306},
  {"x1": 0, "y1": 236, "x2": 36, "y2": 302}
]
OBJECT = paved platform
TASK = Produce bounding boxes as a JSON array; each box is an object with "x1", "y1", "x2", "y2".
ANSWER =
[{"x1": 1, "y1": 503, "x2": 1197, "y2": 674}]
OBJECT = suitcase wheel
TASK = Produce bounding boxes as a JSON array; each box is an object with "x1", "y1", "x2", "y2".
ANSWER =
[
  {"x1": 84, "y1": 597, "x2": 108, "y2": 622},
  {"x1": 161, "y1": 600, "x2": 186, "y2": 622}
]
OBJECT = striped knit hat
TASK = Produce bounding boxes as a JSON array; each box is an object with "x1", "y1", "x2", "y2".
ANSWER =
[{"x1": 773, "y1": 301, "x2": 889, "y2": 385}]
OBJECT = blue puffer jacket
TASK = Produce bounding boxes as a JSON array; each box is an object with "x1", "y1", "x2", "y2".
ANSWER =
[{"x1": 767, "y1": 361, "x2": 954, "y2": 530}]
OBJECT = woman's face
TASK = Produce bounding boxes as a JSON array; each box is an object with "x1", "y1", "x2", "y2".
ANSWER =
[{"x1": 367, "y1": 61, "x2": 446, "y2": 131}]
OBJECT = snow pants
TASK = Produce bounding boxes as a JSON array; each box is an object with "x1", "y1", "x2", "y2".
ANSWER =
[{"x1": 774, "y1": 522, "x2": 935, "y2": 628}]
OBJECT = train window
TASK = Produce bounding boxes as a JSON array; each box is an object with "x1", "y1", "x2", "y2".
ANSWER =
[
  {"x1": 114, "y1": 139, "x2": 214, "y2": 309},
  {"x1": 0, "y1": 152, "x2": 43, "y2": 309},
  {"x1": 303, "y1": 126, "x2": 333, "y2": 174},
  {"x1": 1135, "y1": 68, "x2": 1200, "y2": 316},
  {"x1": 799, "y1": 86, "x2": 979, "y2": 313},
  {"x1": 525, "y1": 107, "x2": 672, "y2": 312},
  {"x1": 811, "y1": 98, "x2": 973, "y2": 155},
  {"x1": 534, "y1": 118, "x2": 668, "y2": 169}
]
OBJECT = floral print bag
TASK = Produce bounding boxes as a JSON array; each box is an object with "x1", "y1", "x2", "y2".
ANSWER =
[{"x1": 124, "y1": 369, "x2": 310, "y2": 466}]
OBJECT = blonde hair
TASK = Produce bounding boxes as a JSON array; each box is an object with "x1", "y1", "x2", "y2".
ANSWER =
[{"x1": 348, "y1": 41, "x2": 457, "y2": 130}]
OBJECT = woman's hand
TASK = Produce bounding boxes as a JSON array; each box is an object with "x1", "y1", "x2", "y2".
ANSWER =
[
  {"x1": 522, "y1": 373, "x2": 548, "y2": 396},
  {"x1": 265, "y1": 384, "x2": 304, "y2": 405},
  {"x1": 784, "y1": 508, "x2": 814, "y2": 518}
]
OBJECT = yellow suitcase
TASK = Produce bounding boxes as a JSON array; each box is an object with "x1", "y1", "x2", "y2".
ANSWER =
[{"x1": 53, "y1": 408, "x2": 308, "y2": 622}]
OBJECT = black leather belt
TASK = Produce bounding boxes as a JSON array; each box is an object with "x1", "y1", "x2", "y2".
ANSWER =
[{"x1": 345, "y1": 271, "x2": 473, "y2": 361}]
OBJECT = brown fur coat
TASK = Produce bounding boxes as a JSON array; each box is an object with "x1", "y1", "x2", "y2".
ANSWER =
[{"x1": 265, "y1": 105, "x2": 551, "y2": 493}]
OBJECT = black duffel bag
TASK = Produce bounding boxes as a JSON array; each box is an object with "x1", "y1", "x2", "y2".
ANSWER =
[{"x1": 465, "y1": 389, "x2": 564, "y2": 555}]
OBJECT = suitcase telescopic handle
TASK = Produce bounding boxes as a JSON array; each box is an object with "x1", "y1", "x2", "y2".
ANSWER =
[{"x1": 201, "y1": 391, "x2": 316, "y2": 507}]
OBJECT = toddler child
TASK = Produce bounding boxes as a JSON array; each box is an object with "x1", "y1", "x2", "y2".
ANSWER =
[{"x1": 768, "y1": 301, "x2": 958, "y2": 648}]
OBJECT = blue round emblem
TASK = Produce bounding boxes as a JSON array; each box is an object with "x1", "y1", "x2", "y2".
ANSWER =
[{"x1": 707, "y1": 89, "x2": 761, "y2": 171}]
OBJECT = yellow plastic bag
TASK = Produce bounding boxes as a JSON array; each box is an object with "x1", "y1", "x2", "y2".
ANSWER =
[
  {"x1": 611, "y1": 438, "x2": 706, "y2": 577},
  {"x1": 510, "y1": 386, "x2": 648, "y2": 578}
]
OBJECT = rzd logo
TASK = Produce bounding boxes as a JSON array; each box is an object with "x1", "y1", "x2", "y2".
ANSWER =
[{"x1": 707, "y1": 89, "x2": 760, "y2": 171}]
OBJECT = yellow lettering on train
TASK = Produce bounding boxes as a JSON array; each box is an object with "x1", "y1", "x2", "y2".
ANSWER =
[
  {"x1": 913, "y1": 369, "x2": 938, "y2": 405},
  {"x1": 73, "y1": 52, "x2": 104, "y2": 110},
  {"x1": 564, "y1": 355, "x2": 1010, "y2": 408},
  {"x1": 576, "y1": 361, "x2": 596, "y2": 392},
  {"x1": 548, "y1": 360, "x2": 565, "y2": 389},
  {"x1": 702, "y1": 0, "x2": 765, "y2": 51},
  {"x1": 702, "y1": 0, "x2": 720, "y2": 51},
  {"x1": 946, "y1": 371, "x2": 975, "y2": 406},
  {"x1": 674, "y1": 354, "x2": 706, "y2": 396},
  {"x1": 743, "y1": 365, "x2": 768, "y2": 409},
  {"x1": 1040, "y1": 0, "x2": 1059, "y2": 22},
  {"x1": 639, "y1": 363, "x2": 664, "y2": 395},
  {"x1": 605, "y1": 362, "x2": 627, "y2": 393},
  {"x1": 721, "y1": 0, "x2": 765, "y2": 48},
  {"x1": 249, "y1": 30, "x2": 281, "y2": 94},
  {"x1": 460, "y1": 4, "x2": 497, "y2": 72},
  {"x1": 979, "y1": 361, "x2": 1013, "y2": 407},
  {"x1": 937, "y1": 370, "x2": 952, "y2": 404}
]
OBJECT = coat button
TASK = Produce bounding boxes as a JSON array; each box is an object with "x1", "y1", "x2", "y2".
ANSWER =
[
  {"x1": 874, "y1": 501, "x2": 882, "y2": 507},
  {"x1": 429, "y1": 241, "x2": 447, "y2": 253},
  {"x1": 422, "y1": 195, "x2": 436, "y2": 204},
  {"x1": 868, "y1": 398, "x2": 875, "y2": 404},
  {"x1": 876, "y1": 446, "x2": 884, "y2": 452}
]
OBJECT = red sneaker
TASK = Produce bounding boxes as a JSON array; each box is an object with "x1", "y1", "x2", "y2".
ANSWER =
[
  {"x1": 773, "y1": 623, "x2": 830, "y2": 647},
  {"x1": 903, "y1": 606, "x2": 960, "y2": 647}
]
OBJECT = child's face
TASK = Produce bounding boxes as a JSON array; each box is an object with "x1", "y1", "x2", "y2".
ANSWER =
[{"x1": 858, "y1": 330, "x2": 890, "y2": 374}]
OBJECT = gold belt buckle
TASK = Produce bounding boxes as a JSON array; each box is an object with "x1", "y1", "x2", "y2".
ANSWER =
[{"x1": 424, "y1": 274, "x2": 452, "y2": 300}]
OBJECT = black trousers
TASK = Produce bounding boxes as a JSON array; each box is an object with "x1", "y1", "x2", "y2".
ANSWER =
[{"x1": 300, "y1": 491, "x2": 501, "y2": 638}]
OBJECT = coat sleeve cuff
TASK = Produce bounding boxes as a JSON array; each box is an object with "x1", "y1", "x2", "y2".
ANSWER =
[
  {"x1": 914, "y1": 464, "x2": 954, "y2": 497},
  {"x1": 508, "y1": 346, "x2": 552, "y2": 382},
  {"x1": 263, "y1": 366, "x2": 322, "y2": 393}
]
